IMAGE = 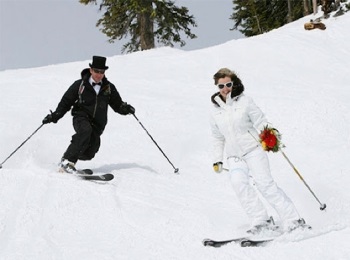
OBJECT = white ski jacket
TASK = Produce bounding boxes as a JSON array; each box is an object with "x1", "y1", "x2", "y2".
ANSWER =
[{"x1": 210, "y1": 93, "x2": 271, "y2": 163}]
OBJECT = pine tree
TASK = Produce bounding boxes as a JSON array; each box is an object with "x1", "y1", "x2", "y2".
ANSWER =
[
  {"x1": 230, "y1": 0, "x2": 304, "y2": 37},
  {"x1": 79, "y1": 0, "x2": 197, "y2": 53}
]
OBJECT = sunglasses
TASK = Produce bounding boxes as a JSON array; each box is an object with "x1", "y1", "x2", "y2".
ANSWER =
[
  {"x1": 217, "y1": 81, "x2": 233, "y2": 89},
  {"x1": 92, "y1": 68, "x2": 105, "y2": 74}
]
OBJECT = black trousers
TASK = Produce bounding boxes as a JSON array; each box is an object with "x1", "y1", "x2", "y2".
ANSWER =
[{"x1": 63, "y1": 116, "x2": 101, "y2": 164}]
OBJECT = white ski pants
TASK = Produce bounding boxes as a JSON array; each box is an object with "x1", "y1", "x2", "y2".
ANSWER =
[{"x1": 228, "y1": 148, "x2": 300, "y2": 227}]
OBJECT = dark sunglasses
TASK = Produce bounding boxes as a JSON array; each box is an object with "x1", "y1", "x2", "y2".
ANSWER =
[
  {"x1": 92, "y1": 68, "x2": 105, "y2": 74},
  {"x1": 217, "y1": 81, "x2": 233, "y2": 89}
]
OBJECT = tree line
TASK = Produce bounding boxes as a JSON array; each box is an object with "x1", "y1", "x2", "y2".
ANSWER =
[{"x1": 79, "y1": 0, "x2": 348, "y2": 53}]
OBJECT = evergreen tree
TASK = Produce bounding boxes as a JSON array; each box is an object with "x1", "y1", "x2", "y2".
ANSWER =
[
  {"x1": 230, "y1": 0, "x2": 304, "y2": 37},
  {"x1": 79, "y1": 0, "x2": 197, "y2": 53}
]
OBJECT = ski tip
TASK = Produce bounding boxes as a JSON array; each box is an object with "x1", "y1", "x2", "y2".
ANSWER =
[
  {"x1": 202, "y1": 239, "x2": 210, "y2": 246},
  {"x1": 202, "y1": 238, "x2": 226, "y2": 248},
  {"x1": 104, "y1": 173, "x2": 114, "y2": 181},
  {"x1": 202, "y1": 239, "x2": 215, "y2": 247}
]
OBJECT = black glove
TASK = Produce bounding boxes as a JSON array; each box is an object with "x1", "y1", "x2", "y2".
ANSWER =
[
  {"x1": 119, "y1": 102, "x2": 135, "y2": 115},
  {"x1": 42, "y1": 110, "x2": 60, "y2": 124}
]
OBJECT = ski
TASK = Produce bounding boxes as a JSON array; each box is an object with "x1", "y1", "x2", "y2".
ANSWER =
[
  {"x1": 240, "y1": 238, "x2": 273, "y2": 247},
  {"x1": 203, "y1": 237, "x2": 273, "y2": 248},
  {"x1": 77, "y1": 169, "x2": 94, "y2": 175},
  {"x1": 203, "y1": 237, "x2": 244, "y2": 248},
  {"x1": 76, "y1": 169, "x2": 114, "y2": 182},
  {"x1": 76, "y1": 173, "x2": 114, "y2": 181}
]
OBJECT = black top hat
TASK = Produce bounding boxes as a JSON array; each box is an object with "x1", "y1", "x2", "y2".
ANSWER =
[{"x1": 89, "y1": 56, "x2": 109, "y2": 70}]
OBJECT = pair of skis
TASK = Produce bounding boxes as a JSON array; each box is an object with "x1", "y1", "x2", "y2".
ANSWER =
[
  {"x1": 203, "y1": 223, "x2": 312, "y2": 248},
  {"x1": 75, "y1": 169, "x2": 114, "y2": 182},
  {"x1": 203, "y1": 237, "x2": 273, "y2": 248}
]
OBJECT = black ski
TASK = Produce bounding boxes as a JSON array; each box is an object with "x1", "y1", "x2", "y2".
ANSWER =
[
  {"x1": 77, "y1": 173, "x2": 114, "y2": 181},
  {"x1": 77, "y1": 169, "x2": 94, "y2": 175},
  {"x1": 76, "y1": 169, "x2": 114, "y2": 182},
  {"x1": 240, "y1": 238, "x2": 273, "y2": 247},
  {"x1": 203, "y1": 237, "x2": 273, "y2": 248}
]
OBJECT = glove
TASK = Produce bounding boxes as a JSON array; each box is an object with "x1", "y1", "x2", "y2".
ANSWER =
[
  {"x1": 213, "y1": 162, "x2": 223, "y2": 173},
  {"x1": 42, "y1": 110, "x2": 60, "y2": 124},
  {"x1": 119, "y1": 102, "x2": 135, "y2": 115}
]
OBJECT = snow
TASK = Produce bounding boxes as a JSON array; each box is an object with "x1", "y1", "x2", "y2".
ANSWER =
[{"x1": 1, "y1": 10, "x2": 350, "y2": 260}]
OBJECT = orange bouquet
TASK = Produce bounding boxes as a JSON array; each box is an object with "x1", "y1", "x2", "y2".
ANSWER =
[{"x1": 259, "y1": 126, "x2": 282, "y2": 152}]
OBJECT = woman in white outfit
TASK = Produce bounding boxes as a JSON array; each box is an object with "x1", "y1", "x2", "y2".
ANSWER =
[{"x1": 210, "y1": 68, "x2": 307, "y2": 233}]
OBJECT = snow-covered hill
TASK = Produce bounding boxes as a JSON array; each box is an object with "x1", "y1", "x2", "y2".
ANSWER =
[{"x1": 0, "y1": 11, "x2": 350, "y2": 260}]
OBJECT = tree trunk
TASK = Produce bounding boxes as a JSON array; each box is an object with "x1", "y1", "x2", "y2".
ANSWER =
[
  {"x1": 313, "y1": 0, "x2": 318, "y2": 14},
  {"x1": 287, "y1": 0, "x2": 292, "y2": 23},
  {"x1": 303, "y1": 0, "x2": 310, "y2": 15},
  {"x1": 138, "y1": 1, "x2": 154, "y2": 51}
]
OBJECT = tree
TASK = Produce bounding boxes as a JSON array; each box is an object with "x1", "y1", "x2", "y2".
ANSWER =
[
  {"x1": 303, "y1": 0, "x2": 311, "y2": 15},
  {"x1": 79, "y1": 0, "x2": 197, "y2": 53},
  {"x1": 287, "y1": 0, "x2": 292, "y2": 23},
  {"x1": 230, "y1": 0, "x2": 304, "y2": 37}
]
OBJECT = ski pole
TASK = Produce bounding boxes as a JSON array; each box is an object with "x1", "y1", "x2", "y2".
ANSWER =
[
  {"x1": 280, "y1": 149, "x2": 326, "y2": 211},
  {"x1": 248, "y1": 130, "x2": 326, "y2": 210},
  {"x1": 0, "y1": 123, "x2": 44, "y2": 169},
  {"x1": 132, "y1": 114, "x2": 179, "y2": 174}
]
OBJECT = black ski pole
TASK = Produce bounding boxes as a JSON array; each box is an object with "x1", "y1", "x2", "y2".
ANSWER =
[
  {"x1": 280, "y1": 149, "x2": 326, "y2": 211},
  {"x1": 132, "y1": 114, "x2": 179, "y2": 174},
  {"x1": 0, "y1": 124, "x2": 44, "y2": 169}
]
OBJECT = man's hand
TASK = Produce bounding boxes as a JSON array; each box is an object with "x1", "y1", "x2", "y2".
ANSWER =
[
  {"x1": 42, "y1": 110, "x2": 60, "y2": 124},
  {"x1": 119, "y1": 102, "x2": 135, "y2": 115}
]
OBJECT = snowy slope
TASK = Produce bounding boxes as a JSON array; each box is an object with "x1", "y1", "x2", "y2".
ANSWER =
[{"x1": 1, "y1": 11, "x2": 350, "y2": 260}]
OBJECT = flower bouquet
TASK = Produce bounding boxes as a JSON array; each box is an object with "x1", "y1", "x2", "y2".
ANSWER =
[{"x1": 259, "y1": 126, "x2": 282, "y2": 152}]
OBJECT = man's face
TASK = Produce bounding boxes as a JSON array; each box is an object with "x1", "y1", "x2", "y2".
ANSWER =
[{"x1": 90, "y1": 68, "x2": 105, "y2": 82}]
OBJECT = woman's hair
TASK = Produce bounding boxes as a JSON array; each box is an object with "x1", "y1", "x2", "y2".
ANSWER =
[
  {"x1": 213, "y1": 68, "x2": 244, "y2": 98},
  {"x1": 213, "y1": 68, "x2": 235, "y2": 85}
]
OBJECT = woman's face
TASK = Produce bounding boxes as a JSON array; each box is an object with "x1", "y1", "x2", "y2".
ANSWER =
[{"x1": 217, "y1": 76, "x2": 233, "y2": 99}]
